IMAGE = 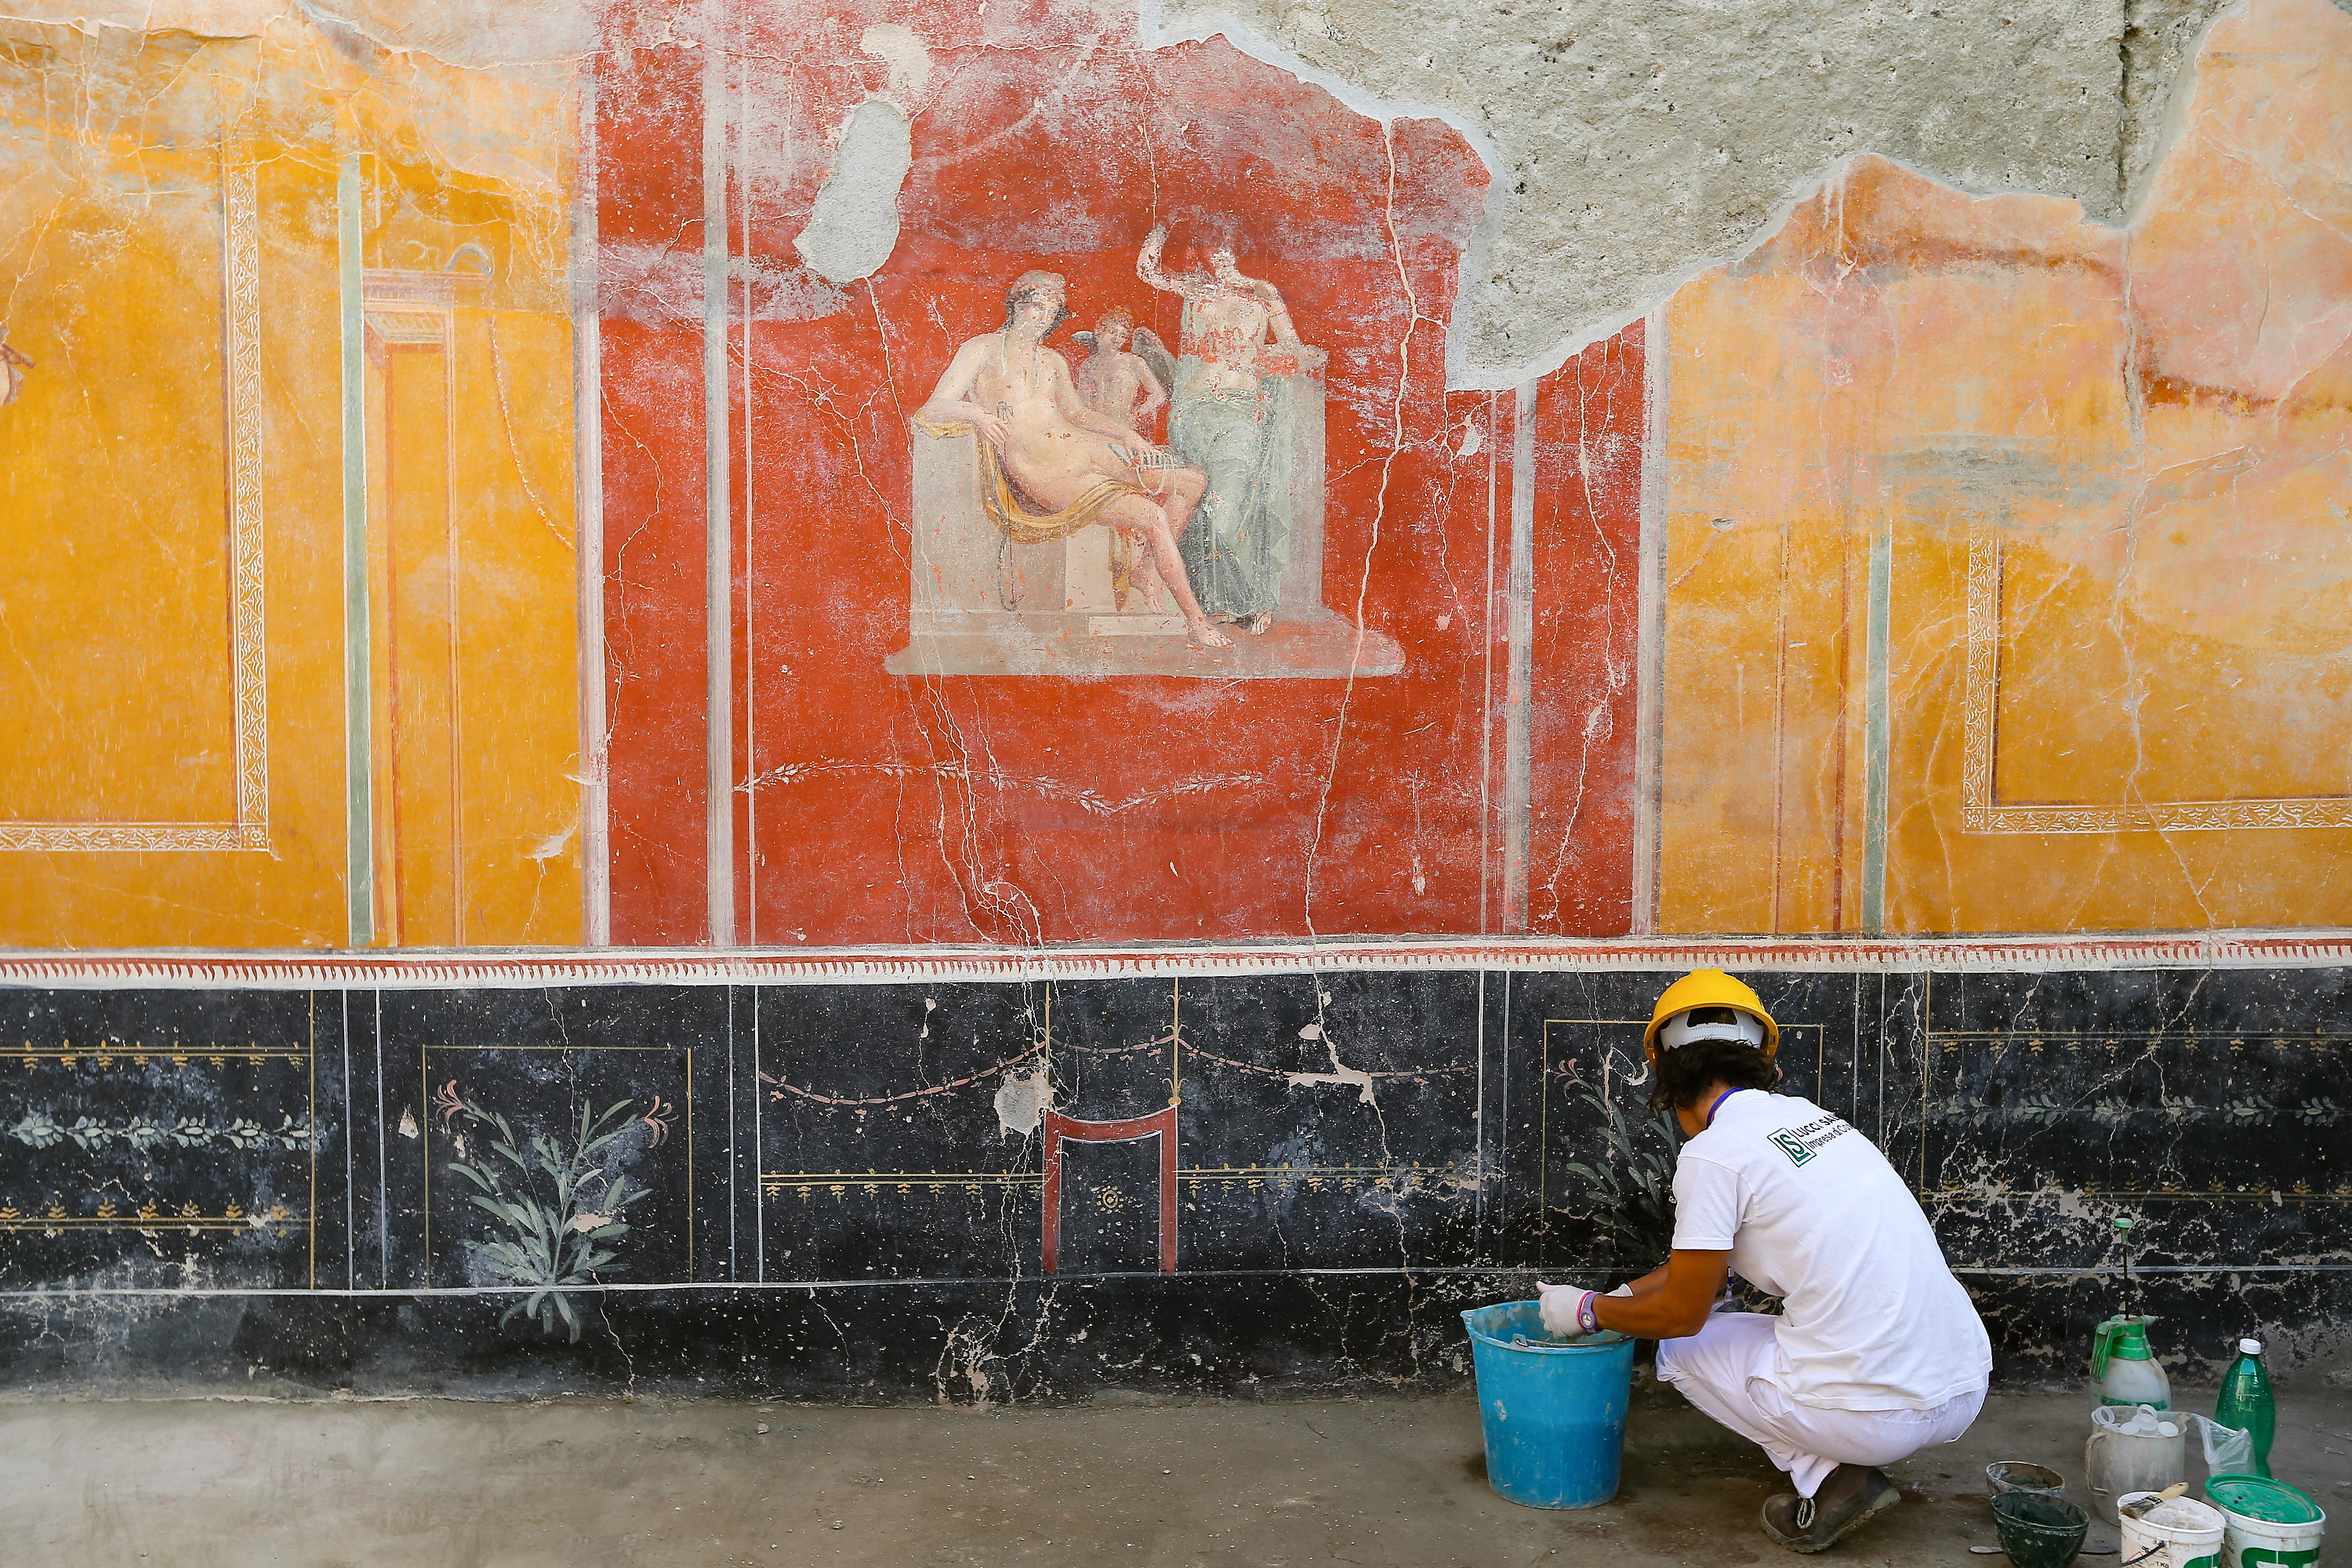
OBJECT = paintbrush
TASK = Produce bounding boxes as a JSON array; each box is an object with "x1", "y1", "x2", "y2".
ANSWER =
[{"x1": 2118, "y1": 1482, "x2": 2190, "y2": 1520}]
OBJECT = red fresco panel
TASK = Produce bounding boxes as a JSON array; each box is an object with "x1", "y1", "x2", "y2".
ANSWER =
[
  {"x1": 1525, "y1": 328, "x2": 1644, "y2": 935},
  {"x1": 600, "y1": 0, "x2": 1642, "y2": 946},
  {"x1": 598, "y1": 34, "x2": 711, "y2": 945}
]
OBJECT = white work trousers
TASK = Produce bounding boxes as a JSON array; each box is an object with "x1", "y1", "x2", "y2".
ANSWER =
[{"x1": 1656, "y1": 1312, "x2": 1984, "y2": 1498}]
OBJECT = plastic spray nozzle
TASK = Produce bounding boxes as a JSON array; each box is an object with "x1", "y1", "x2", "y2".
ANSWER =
[{"x1": 2113, "y1": 1216, "x2": 2140, "y2": 1320}]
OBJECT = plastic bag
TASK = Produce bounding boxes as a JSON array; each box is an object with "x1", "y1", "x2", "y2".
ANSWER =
[{"x1": 2190, "y1": 1414, "x2": 2254, "y2": 1475}]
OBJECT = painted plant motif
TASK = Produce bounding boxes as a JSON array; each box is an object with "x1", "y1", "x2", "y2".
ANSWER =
[
  {"x1": 1553, "y1": 1074, "x2": 1679, "y2": 1272},
  {"x1": 440, "y1": 1088, "x2": 652, "y2": 1341}
]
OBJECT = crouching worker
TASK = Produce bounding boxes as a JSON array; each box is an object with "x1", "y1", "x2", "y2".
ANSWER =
[{"x1": 1541, "y1": 971, "x2": 1990, "y2": 1554}]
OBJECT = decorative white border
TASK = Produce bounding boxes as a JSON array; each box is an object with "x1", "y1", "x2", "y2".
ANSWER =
[
  {"x1": 0, "y1": 930, "x2": 2347, "y2": 989},
  {"x1": 1964, "y1": 532, "x2": 2351, "y2": 833},
  {"x1": 0, "y1": 159, "x2": 268, "y2": 852},
  {"x1": 227, "y1": 159, "x2": 267, "y2": 841}
]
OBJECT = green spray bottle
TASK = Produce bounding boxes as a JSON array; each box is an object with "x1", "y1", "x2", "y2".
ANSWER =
[
  {"x1": 2212, "y1": 1337, "x2": 2276, "y2": 1479},
  {"x1": 2091, "y1": 1316, "x2": 2171, "y2": 1410}
]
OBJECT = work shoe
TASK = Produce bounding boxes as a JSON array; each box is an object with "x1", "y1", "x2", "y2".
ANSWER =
[{"x1": 1759, "y1": 1465, "x2": 1901, "y2": 1553}]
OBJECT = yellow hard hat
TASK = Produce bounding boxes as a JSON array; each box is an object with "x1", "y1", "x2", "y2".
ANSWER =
[{"x1": 1643, "y1": 969, "x2": 1779, "y2": 1063}]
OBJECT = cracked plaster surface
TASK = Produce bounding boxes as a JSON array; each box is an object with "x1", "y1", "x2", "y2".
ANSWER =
[
  {"x1": 1653, "y1": 0, "x2": 2351, "y2": 935},
  {"x1": 1153, "y1": 0, "x2": 2290, "y2": 387},
  {"x1": 0, "y1": 1, "x2": 592, "y2": 69},
  {"x1": 11, "y1": 0, "x2": 2298, "y2": 393}
]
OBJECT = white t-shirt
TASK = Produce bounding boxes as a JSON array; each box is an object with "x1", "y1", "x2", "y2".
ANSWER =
[{"x1": 1671, "y1": 1090, "x2": 1991, "y2": 1412}]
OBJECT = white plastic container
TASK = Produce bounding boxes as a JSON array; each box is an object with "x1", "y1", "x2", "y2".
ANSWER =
[
  {"x1": 2086, "y1": 1404, "x2": 2187, "y2": 1526},
  {"x1": 2205, "y1": 1473, "x2": 2325, "y2": 1568},
  {"x1": 2118, "y1": 1491, "x2": 2225, "y2": 1568}
]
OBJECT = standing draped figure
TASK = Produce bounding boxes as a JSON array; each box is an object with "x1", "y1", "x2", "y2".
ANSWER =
[{"x1": 1138, "y1": 223, "x2": 1323, "y2": 635}]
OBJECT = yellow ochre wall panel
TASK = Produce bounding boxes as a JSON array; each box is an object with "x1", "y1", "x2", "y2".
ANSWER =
[
  {"x1": 445, "y1": 307, "x2": 583, "y2": 946},
  {"x1": 1660, "y1": 0, "x2": 2352, "y2": 935},
  {"x1": 0, "y1": 180, "x2": 235, "y2": 826},
  {"x1": 0, "y1": 23, "x2": 579, "y2": 947}
]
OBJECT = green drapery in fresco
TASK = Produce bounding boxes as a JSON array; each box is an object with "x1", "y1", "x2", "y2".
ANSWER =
[{"x1": 1169, "y1": 366, "x2": 1294, "y2": 620}]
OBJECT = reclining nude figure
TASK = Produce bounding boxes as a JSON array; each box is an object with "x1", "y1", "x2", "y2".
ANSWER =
[{"x1": 916, "y1": 270, "x2": 1229, "y2": 647}]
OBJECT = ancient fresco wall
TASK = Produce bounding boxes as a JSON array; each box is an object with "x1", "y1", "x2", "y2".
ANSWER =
[
  {"x1": 0, "y1": 0, "x2": 2342, "y2": 1406},
  {"x1": 0, "y1": 0, "x2": 2337, "y2": 948},
  {"x1": 0, "y1": 946, "x2": 2343, "y2": 1399},
  {"x1": 594, "y1": 0, "x2": 1643, "y2": 946}
]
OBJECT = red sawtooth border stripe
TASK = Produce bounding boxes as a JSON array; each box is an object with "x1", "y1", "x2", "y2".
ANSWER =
[{"x1": 0, "y1": 931, "x2": 2346, "y2": 989}]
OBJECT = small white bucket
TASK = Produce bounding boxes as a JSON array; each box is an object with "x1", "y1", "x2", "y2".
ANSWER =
[{"x1": 2117, "y1": 1492, "x2": 2224, "y2": 1568}]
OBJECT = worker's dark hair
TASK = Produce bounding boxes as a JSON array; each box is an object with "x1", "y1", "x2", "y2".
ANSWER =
[{"x1": 1648, "y1": 1006, "x2": 1781, "y2": 1113}]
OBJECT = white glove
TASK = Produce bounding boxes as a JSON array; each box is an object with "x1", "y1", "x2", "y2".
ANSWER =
[{"x1": 1537, "y1": 1281, "x2": 1599, "y2": 1338}]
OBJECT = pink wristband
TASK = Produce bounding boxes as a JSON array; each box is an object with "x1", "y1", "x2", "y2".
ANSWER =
[{"x1": 1577, "y1": 1290, "x2": 1599, "y2": 1334}]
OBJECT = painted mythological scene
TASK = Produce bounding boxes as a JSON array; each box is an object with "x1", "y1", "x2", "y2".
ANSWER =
[
  {"x1": 604, "y1": 6, "x2": 1504, "y2": 944},
  {"x1": 898, "y1": 220, "x2": 1377, "y2": 673}
]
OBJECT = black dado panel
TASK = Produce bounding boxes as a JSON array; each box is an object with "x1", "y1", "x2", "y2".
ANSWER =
[{"x1": 0, "y1": 964, "x2": 2341, "y2": 1401}]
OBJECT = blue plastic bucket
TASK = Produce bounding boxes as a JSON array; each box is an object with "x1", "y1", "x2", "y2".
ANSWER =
[{"x1": 1461, "y1": 1300, "x2": 1636, "y2": 1509}]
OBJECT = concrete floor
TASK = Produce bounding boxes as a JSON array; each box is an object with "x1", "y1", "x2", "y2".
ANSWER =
[{"x1": 6, "y1": 1384, "x2": 2349, "y2": 1566}]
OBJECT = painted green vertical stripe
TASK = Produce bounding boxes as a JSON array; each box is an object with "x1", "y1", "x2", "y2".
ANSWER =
[
  {"x1": 338, "y1": 151, "x2": 373, "y2": 948},
  {"x1": 1860, "y1": 522, "x2": 1893, "y2": 933}
]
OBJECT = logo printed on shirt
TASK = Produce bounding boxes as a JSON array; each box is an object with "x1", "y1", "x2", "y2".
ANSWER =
[{"x1": 1768, "y1": 1116, "x2": 1855, "y2": 1167}]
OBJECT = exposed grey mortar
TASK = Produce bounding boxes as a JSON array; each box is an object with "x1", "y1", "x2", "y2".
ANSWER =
[
  {"x1": 794, "y1": 99, "x2": 916, "y2": 285},
  {"x1": 1155, "y1": 0, "x2": 2274, "y2": 387},
  {"x1": 2122, "y1": 0, "x2": 2230, "y2": 201}
]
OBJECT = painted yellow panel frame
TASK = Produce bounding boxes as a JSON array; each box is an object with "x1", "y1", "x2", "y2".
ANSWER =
[{"x1": 0, "y1": 160, "x2": 265, "y2": 849}]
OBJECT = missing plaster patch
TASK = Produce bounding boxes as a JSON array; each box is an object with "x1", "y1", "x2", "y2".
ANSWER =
[
  {"x1": 860, "y1": 23, "x2": 932, "y2": 102},
  {"x1": 1287, "y1": 1042, "x2": 1377, "y2": 1105},
  {"x1": 793, "y1": 98, "x2": 912, "y2": 284},
  {"x1": 791, "y1": 26, "x2": 929, "y2": 285},
  {"x1": 993, "y1": 1067, "x2": 1052, "y2": 1136}
]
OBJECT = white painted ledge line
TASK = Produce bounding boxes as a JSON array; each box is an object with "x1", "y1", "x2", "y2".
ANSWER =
[
  {"x1": 0, "y1": 1268, "x2": 1515, "y2": 1301},
  {"x1": 9, "y1": 1269, "x2": 2343, "y2": 1307},
  {"x1": 1948, "y1": 1265, "x2": 2352, "y2": 1276},
  {"x1": 0, "y1": 1261, "x2": 2339, "y2": 1303}
]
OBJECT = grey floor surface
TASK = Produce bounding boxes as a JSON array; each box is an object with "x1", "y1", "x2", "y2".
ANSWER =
[{"x1": 5, "y1": 1383, "x2": 2348, "y2": 1566}]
